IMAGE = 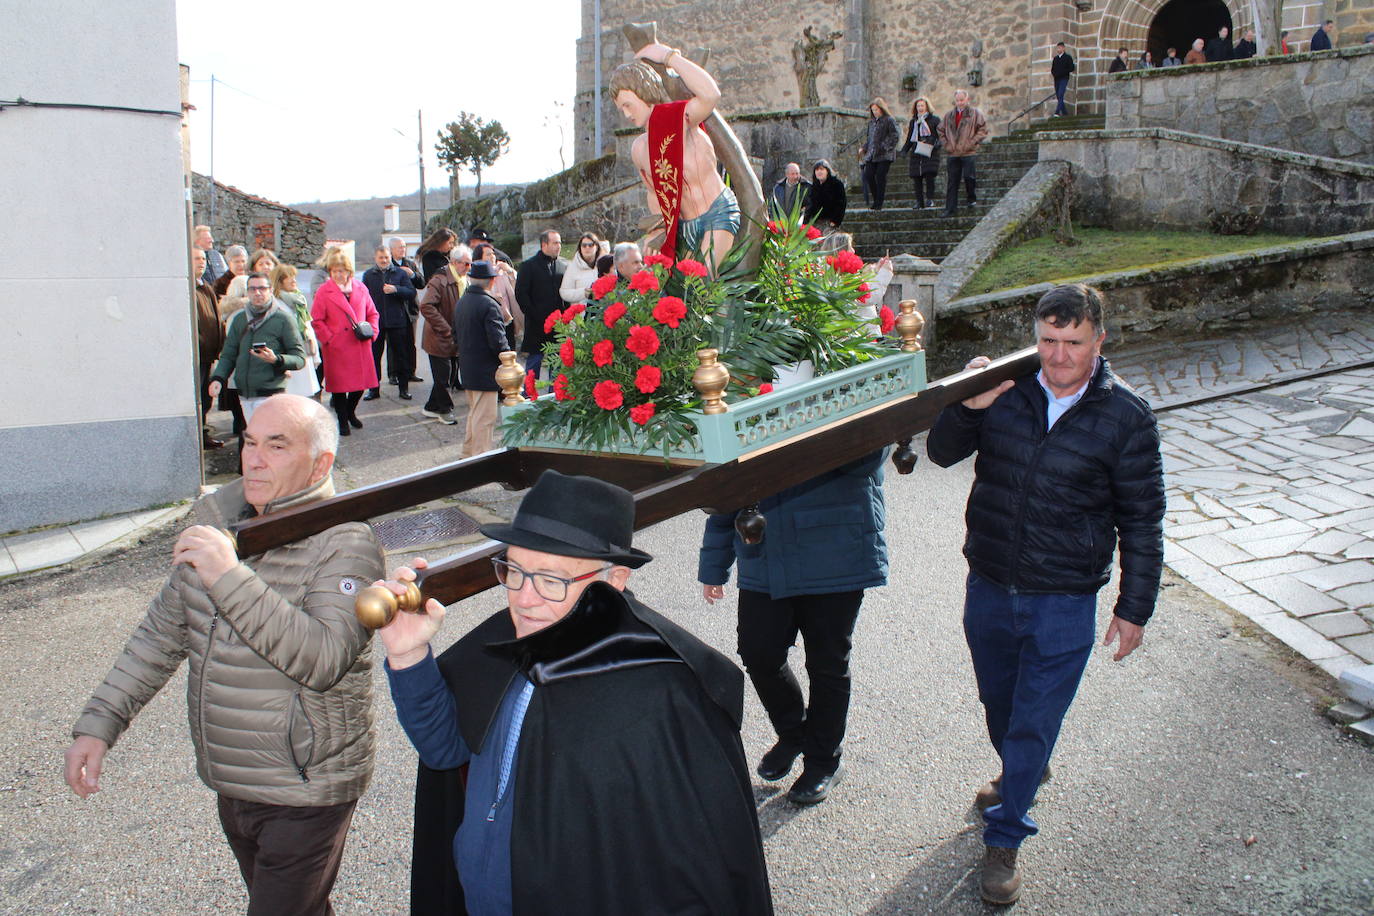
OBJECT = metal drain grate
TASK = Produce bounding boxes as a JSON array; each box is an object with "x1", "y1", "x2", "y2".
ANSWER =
[{"x1": 372, "y1": 506, "x2": 482, "y2": 551}]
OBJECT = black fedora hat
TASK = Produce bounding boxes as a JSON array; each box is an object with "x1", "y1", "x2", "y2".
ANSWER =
[{"x1": 479, "y1": 470, "x2": 652, "y2": 568}]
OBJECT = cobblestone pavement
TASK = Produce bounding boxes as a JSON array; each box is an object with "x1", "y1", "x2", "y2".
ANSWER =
[{"x1": 1111, "y1": 310, "x2": 1374, "y2": 682}]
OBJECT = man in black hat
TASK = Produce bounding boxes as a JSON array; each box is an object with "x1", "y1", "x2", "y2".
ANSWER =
[
  {"x1": 376, "y1": 470, "x2": 773, "y2": 915},
  {"x1": 453, "y1": 260, "x2": 508, "y2": 457},
  {"x1": 465, "y1": 227, "x2": 512, "y2": 266}
]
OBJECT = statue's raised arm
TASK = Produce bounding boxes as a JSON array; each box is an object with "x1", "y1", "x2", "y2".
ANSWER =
[{"x1": 610, "y1": 23, "x2": 764, "y2": 274}]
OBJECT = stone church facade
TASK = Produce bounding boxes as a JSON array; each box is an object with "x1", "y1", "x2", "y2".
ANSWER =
[{"x1": 574, "y1": 0, "x2": 1372, "y2": 163}]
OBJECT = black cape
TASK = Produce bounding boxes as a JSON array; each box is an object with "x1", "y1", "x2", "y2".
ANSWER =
[{"x1": 410, "y1": 582, "x2": 773, "y2": 915}]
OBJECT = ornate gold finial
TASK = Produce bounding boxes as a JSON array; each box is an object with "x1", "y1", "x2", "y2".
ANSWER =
[
  {"x1": 693, "y1": 349, "x2": 730, "y2": 414},
  {"x1": 354, "y1": 580, "x2": 424, "y2": 631},
  {"x1": 896, "y1": 300, "x2": 925, "y2": 352},
  {"x1": 495, "y1": 351, "x2": 526, "y2": 406}
]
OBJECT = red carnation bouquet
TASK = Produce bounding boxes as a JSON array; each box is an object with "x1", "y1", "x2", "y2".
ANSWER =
[{"x1": 504, "y1": 232, "x2": 894, "y2": 455}]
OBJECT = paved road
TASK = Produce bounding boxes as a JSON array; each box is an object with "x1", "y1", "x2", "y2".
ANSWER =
[{"x1": 3, "y1": 449, "x2": 1373, "y2": 913}]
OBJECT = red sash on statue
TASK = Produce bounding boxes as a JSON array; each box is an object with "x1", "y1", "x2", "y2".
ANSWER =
[{"x1": 646, "y1": 99, "x2": 689, "y2": 260}]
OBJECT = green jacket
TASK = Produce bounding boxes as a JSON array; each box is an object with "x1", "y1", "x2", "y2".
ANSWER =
[{"x1": 212, "y1": 303, "x2": 305, "y2": 398}]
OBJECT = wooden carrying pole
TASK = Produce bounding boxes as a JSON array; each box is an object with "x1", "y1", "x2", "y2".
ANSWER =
[{"x1": 232, "y1": 350, "x2": 1039, "y2": 606}]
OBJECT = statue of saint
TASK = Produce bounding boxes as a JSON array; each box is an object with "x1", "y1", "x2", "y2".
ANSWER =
[
  {"x1": 610, "y1": 43, "x2": 740, "y2": 269},
  {"x1": 792, "y1": 27, "x2": 843, "y2": 109}
]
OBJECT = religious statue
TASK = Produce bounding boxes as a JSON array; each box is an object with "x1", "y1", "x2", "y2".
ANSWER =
[
  {"x1": 792, "y1": 26, "x2": 843, "y2": 108},
  {"x1": 611, "y1": 42, "x2": 740, "y2": 270}
]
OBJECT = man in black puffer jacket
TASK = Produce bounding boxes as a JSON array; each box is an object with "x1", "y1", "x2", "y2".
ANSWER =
[{"x1": 926, "y1": 283, "x2": 1164, "y2": 906}]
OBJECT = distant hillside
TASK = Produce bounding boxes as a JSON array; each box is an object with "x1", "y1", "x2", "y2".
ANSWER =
[{"x1": 289, "y1": 184, "x2": 520, "y2": 250}]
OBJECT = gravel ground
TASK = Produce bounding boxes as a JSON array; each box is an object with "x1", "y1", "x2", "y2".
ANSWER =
[{"x1": 3, "y1": 439, "x2": 1373, "y2": 914}]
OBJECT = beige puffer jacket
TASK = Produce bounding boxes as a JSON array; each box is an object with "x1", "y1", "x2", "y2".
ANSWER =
[{"x1": 73, "y1": 475, "x2": 384, "y2": 807}]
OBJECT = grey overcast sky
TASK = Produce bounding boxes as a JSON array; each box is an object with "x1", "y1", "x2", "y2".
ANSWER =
[{"x1": 176, "y1": 0, "x2": 580, "y2": 204}]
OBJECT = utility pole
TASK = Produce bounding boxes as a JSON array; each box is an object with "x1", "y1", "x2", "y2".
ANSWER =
[
  {"x1": 417, "y1": 109, "x2": 427, "y2": 234},
  {"x1": 209, "y1": 74, "x2": 217, "y2": 223}
]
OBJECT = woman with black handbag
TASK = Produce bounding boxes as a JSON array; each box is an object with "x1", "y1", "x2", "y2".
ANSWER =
[
  {"x1": 310, "y1": 248, "x2": 380, "y2": 436},
  {"x1": 902, "y1": 97, "x2": 942, "y2": 210}
]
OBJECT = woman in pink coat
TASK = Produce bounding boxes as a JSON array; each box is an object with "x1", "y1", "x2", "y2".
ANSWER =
[{"x1": 311, "y1": 248, "x2": 380, "y2": 436}]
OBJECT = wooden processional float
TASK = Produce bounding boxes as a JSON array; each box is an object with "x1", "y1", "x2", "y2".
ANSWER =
[
  {"x1": 234, "y1": 21, "x2": 1040, "y2": 627},
  {"x1": 229, "y1": 300, "x2": 1038, "y2": 629}
]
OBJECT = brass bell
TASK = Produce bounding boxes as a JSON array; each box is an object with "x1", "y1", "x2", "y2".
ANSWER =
[{"x1": 354, "y1": 580, "x2": 424, "y2": 630}]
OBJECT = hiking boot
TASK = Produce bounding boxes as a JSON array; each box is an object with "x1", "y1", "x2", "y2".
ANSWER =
[
  {"x1": 975, "y1": 764, "x2": 1053, "y2": 812},
  {"x1": 980, "y1": 845, "x2": 1021, "y2": 905}
]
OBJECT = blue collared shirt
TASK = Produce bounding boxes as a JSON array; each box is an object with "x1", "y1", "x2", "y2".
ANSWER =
[{"x1": 1037, "y1": 370, "x2": 1089, "y2": 430}]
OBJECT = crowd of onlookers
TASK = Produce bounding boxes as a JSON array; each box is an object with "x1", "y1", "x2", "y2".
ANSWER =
[{"x1": 1099, "y1": 19, "x2": 1364, "y2": 75}]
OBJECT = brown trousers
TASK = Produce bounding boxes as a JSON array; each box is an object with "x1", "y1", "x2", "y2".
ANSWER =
[
  {"x1": 217, "y1": 794, "x2": 357, "y2": 916},
  {"x1": 462, "y1": 389, "x2": 499, "y2": 458}
]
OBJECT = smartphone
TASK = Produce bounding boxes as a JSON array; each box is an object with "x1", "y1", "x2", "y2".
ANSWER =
[{"x1": 251, "y1": 342, "x2": 268, "y2": 350}]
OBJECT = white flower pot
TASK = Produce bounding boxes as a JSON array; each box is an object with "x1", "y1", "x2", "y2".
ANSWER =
[{"x1": 772, "y1": 360, "x2": 815, "y2": 391}]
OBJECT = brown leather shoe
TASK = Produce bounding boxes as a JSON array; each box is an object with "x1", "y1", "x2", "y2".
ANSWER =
[
  {"x1": 981, "y1": 845, "x2": 1021, "y2": 905},
  {"x1": 974, "y1": 764, "x2": 1053, "y2": 812}
]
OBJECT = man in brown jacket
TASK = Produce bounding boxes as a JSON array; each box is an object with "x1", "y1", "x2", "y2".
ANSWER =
[
  {"x1": 418, "y1": 246, "x2": 471, "y2": 425},
  {"x1": 938, "y1": 90, "x2": 990, "y2": 217},
  {"x1": 64, "y1": 394, "x2": 384, "y2": 916},
  {"x1": 193, "y1": 247, "x2": 227, "y2": 450}
]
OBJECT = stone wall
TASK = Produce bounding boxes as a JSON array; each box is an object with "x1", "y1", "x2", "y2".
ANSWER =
[
  {"x1": 1106, "y1": 46, "x2": 1374, "y2": 165},
  {"x1": 931, "y1": 232, "x2": 1374, "y2": 375},
  {"x1": 935, "y1": 161, "x2": 1074, "y2": 306},
  {"x1": 1039, "y1": 128, "x2": 1374, "y2": 236},
  {"x1": 523, "y1": 180, "x2": 645, "y2": 258},
  {"x1": 576, "y1": 0, "x2": 1036, "y2": 163},
  {"x1": 190, "y1": 173, "x2": 325, "y2": 268},
  {"x1": 427, "y1": 154, "x2": 622, "y2": 252}
]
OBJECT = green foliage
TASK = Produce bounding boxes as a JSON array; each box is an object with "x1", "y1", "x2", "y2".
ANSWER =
[
  {"x1": 435, "y1": 112, "x2": 511, "y2": 197},
  {"x1": 965, "y1": 228, "x2": 1315, "y2": 297}
]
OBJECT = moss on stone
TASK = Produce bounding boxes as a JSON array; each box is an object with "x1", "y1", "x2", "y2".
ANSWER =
[{"x1": 964, "y1": 228, "x2": 1319, "y2": 296}]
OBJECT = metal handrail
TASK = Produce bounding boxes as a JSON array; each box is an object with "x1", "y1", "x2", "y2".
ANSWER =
[{"x1": 1007, "y1": 92, "x2": 1058, "y2": 133}]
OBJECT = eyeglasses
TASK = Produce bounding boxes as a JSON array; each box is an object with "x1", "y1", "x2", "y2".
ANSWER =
[
  {"x1": 491, "y1": 555, "x2": 610, "y2": 602},
  {"x1": 579, "y1": 241, "x2": 597, "y2": 248},
  {"x1": 247, "y1": 285, "x2": 271, "y2": 292}
]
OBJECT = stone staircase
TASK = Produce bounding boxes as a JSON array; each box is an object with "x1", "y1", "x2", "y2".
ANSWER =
[{"x1": 845, "y1": 115, "x2": 1104, "y2": 263}]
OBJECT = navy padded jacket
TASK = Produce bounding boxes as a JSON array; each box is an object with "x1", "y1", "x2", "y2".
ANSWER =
[{"x1": 926, "y1": 358, "x2": 1165, "y2": 625}]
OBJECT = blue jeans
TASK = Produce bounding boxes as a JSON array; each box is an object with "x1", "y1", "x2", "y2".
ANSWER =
[
  {"x1": 963, "y1": 571, "x2": 1096, "y2": 848},
  {"x1": 524, "y1": 351, "x2": 544, "y2": 382},
  {"x1": 1054, "y1": 77, "x2": 1069, "y2": 115}
]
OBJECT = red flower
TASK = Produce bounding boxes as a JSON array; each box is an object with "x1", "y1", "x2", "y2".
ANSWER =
[
  {"x1": 767, "y1": 220, "x2": 782, "y2": 234},
  {"x1": 676, "y1": 258, "x2": 708, "y2": 278},
  {"x1": 524, "y1": 370, "x2": 537, "y2": 401},
  {"x1": 634, "y1": 365, "x2": 662, "y2": 393},
  {"x1": 591, "y1": 273, "x2": 618, "y2": 300},
  {"x1": 559, "y1": 338, "x2": 575, "y2": 368},
  {"x1": 857, "y1": 281, "x2": 872, "y2": 304},
  {"x1": 563, "y1": 302, "x2": 586, "y2": 321},
  {"x1": 758, "y1": 383, "x2": 774, "y2": 395},
  {"x1": 543, "y1": 310, "x2": 562, "y2": 334},
  {"x1": 625, "y1": 324, "x2": 661, "y2": 360},
  {"x1": 553, "y1": 373, "x2": 575, "y2": 401},
  {"x1": 879, "y1": 305, "x2": 896, "y2": 334},
  {"x1": 592, "y1": 339, "x2": 615, "y2": 367},
  {"x1": 628, "y1": 270, "x2": 660, "y2": 293},
  {"x1": 824, "y1": 255, "x2": 837, "y2": 270},
  {"x1": 593, "y1": 379, "x2": 624, "y2": 410},
  {"x1": 833, "y1": 250, "x2": 864, "y2": 274},
  {"x1": 603, "y1": 301, "x2": 627, "y2": 327},
  {"x1": 805, "y1": 225, "x2": 822, "y2": 240},
  {"x1": 652, "y1": 296, "x2": 687, "y2": 329},
  {"x1": 644, "y1": 252, "x2": 674, "y2": 268},
  {"x1": 629, "y1": 402, "x2": 656, "y2": 425}
]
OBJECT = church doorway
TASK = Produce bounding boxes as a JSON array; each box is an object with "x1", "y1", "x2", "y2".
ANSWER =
[{"x1": 1147, "y1": 0, "x2": 1232, "y2": 60}]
